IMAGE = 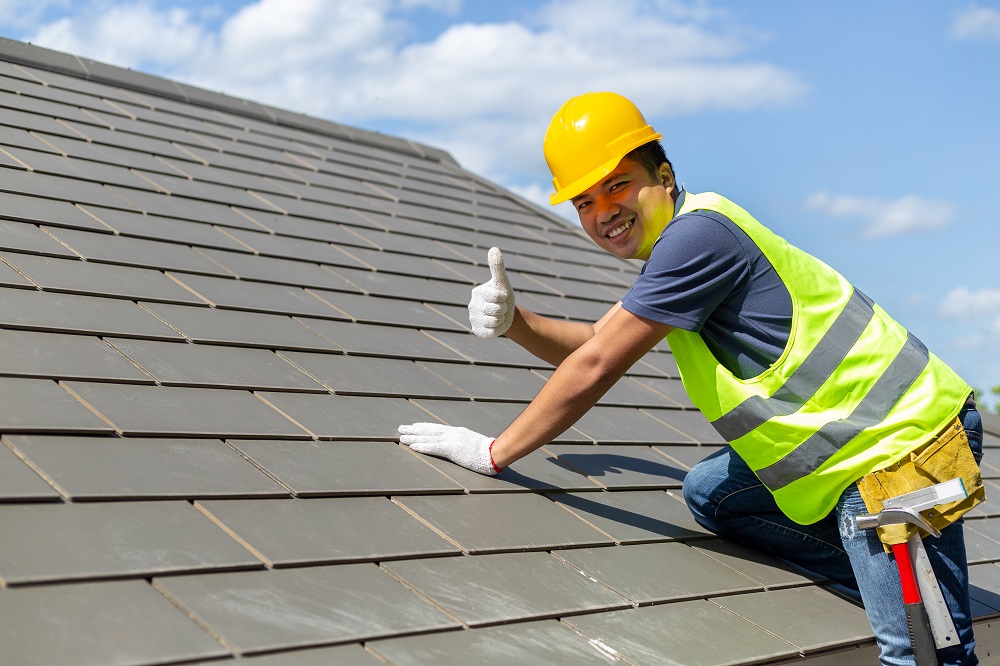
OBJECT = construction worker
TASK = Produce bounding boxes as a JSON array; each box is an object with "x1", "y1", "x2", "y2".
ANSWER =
[{"x1": 399, "y1": 92, "x2": 984, "y2": 665}]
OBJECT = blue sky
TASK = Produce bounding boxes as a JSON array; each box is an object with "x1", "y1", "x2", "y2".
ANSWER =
[{"x1": 2, "y1": 0, "x2": 998, "y2": 406}]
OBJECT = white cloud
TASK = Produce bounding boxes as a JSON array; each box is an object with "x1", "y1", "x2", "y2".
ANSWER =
[
  {"x1": 937, "y1": 286, "x2": 1000, "y2": 318},
  {"x1": 806, "y1": 191, "x2": 955, "y2": 239},
  {"x1": 30, "y1": 3, "x2": 207, "y2": 69},
  {"x1": 0, "y1": 0, "x2": 71, "y2": 30},
  {"x1": 398, "y1": 0, "x2": 462, "y2": 12},
  {"x1": 19, "y1": 0, "x2": 805, "y2": 199},
  {"x1": 951, "y1": 4, "x2": 1000, "y2": 41}
]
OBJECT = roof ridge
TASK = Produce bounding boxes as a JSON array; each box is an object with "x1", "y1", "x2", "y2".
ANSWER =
[{"x1": 0, "y1": 36, "x2": 456, "y2": 167}]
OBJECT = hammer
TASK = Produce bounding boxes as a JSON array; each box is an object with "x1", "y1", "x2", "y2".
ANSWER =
[{"x1": 855, "y1": 478, "x2": 969, "y2": 664}]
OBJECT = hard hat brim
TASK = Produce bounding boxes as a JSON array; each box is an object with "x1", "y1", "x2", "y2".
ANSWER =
[{"x1": 548, "y1": 132, "x2": 662, "y2": 206}]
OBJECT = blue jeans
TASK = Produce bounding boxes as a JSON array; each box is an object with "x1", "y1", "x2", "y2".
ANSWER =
[{"x1": 682, "y1": 403, "x2": 983, "y2": 666}]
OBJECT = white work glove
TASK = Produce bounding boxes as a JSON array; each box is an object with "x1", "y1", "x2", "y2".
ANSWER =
[
  {"x1": 398, "y1": 423, "x2": 501, "y2": 475},
  {"x1": 468, "y1": 247, "x2": 515, "y2": 339}
]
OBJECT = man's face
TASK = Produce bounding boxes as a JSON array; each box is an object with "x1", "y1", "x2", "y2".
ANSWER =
[{"x1": 571, "y1": 157, "x2": 675, "y2": 261}]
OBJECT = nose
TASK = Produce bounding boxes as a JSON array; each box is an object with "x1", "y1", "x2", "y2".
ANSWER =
[{"x1": 595, "y1": 196, "x2": 619, "y2": 225}]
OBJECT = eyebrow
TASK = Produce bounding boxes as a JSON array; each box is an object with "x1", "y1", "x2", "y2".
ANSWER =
[{"x1": 571, "y1": 171, "x2": 627, "y2": 204}]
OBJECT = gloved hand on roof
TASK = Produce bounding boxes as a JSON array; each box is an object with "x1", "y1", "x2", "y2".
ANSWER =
[
  {"x1": 469, "y1": 247, "x2": 515, "y2": 339},
  {"x1": 398, "y1": 423, "x2": 501, "y2": 475}
]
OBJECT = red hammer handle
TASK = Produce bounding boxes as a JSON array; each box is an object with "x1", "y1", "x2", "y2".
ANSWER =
[{"x1": 892, "y1": 542, "x2": 922, "y2": 604}]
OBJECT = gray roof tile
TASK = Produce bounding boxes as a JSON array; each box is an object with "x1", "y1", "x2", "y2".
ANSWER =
[
  {"x1": 258, "y1": 392, "x2": 432, "y2": 440},
  {"x1": 1, "y1": 164, "x2": 140, "y2": 209},
  {"x1": 715, "y1": 587, "x2": 874, "y2": 654},
  {"x1": 0, "y1": 125, "x2": 61, "y2": 154},
  {"x1": 278, "y1": 352, "x2": 467, "y2": 398},
  {"x1": 239, "y1": 207, "x2": 383, "y2": 241},
  {"x1": 647, "y1": 408, "x2": 728, "y2": 444},
  {"x1": 309, "y1": 290, "x2": 464, "y2": 329},
  {"x1": 395, "y1": 493, "x2": 613, "y2": 554},
  {"x1": 230, "y1": 440, "x2": 464, "y2": 496},
  {"x1": 422, "y1": 329, "x2": 547, "y2": 367},
  {"x1": 78, "y1": 204, "x2": 249, "y2": 250},
  {"x1": 195, "y1": 247, "x2": 359, "y2": 289},
  {"x1": 545, "y1": 444, "x2": 688, "y2": 489},
  {"x1": 106, "y1": 185, "x2": 262, "y2": 228},
  {"x1": 44, "y1": 226, "x2": 230, "y2": 274},
  {"x1": 417, "y1": 361, "x2": 546, "y2": 401},
  {"x1": 415, "y1": 446, "x2": 602, "y2": 493},
  {"x1": 190, "y1": 643, "x2": 386, "y2": 666},
  {"x1": 572, "y1": 406, "x2": 694, "y2": 444},
  {"x1": 197, "y1": 497, "x2": 461, "y2": 566},
  {"x1": 0, "y1": 219, "x2": 80, "y2": 257},
  {"x1": 168, "y1": 272, "x2": 348, "y2": 317},
  {"x1": 653, "y1": 444, "x2": 726, "y2": 470},
  {"x1": 154, "y1": 565, "x2": 459, "y2": 654},
  {"x1": 691, "y1": 538, "x2": 822, "y2": 588},
  {"x1": 384, "y1": 551, "x2": 630, "y2": 626},
  {"x1": 4, "y1": 145, "x2": 159, "y2": 191},
  {"x1": 368, "y1": 620, "x2": 625, "y2": 666},
  {"x1": 64, "y1": 382, "x2": 309, "y2": 438},
  {"x1": 105, "y1": 338, "x2": 325, "y2": 391},
  {"x1": 968, "y1": 563, "x2": 1000, "y2": 613},
  {"x1": 296, "y1": 318, "x2": 465, "y2": 361},
  {"x1": 547, "y1": 490, "x2": 713, "y2": 543},
  {"x1": 0, "y1": 256, "x2": 36, "y2": 287},
  {"x1": 0, "y1": 443, "x2": 60, "y2": 501},
  {"x1": 37, "y1": 131, "x2": 181, "y2": 174},
  {"x1": 2, "y1": 251, "x2": 208, "y2": 303},
  {"x1": 5, "y1": 435, "x2": 289, "y2": 500},
  {"x1": 0, "y1": 329, "x2": 152, "y2": 383},
  {"x1": 140, "y1": 302, "x2": 341, "y2": 350},
  {"x1": 408, "y1": 398, "x2": 584, "y2": 442},
  {"x1": 328, "y1": 265, "x2": 467, "y2": 305},
  {"x1": 0, "y1": 377, "x2": 114, "y2": 433},
  {"x1": 562, "y1": 601, "x2": 800, "y2": 665},
  {"x1": 0, "y1": 287, "x2": 184, "y2": 339},
  {"x1": 0, "y1": 501, "x2": 261, "y2": 584},
  {"x1": 215, "y1": 227, "x2": 372, "y2": 269},
  {"x1": 632, "y1": 374, "x2": 695, "y2": 407},
  {"x1": 554, "y1": 542, "x2": 764, "y2": 605},
  {"x1": 0, "y1": 580, "x2": 228, "y2": 665}
]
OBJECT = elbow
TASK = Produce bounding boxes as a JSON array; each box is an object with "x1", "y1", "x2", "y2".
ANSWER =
[{"x1": 569, "y1": 343, "x2": 629, "y2": 396}]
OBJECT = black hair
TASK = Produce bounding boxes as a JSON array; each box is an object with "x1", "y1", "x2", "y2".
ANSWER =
[{"x1": 626, "y1": 141, "x2": 674, "y2": 183}]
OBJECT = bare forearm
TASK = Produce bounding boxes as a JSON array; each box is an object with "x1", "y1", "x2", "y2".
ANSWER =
[
  {"x1": 490, "y1": 344, "x2": 616, "y2": 466},
  {"x1": 491, "y1": 308, "x2": 674, "y2": 467},
  {"x1": 504, "y1": 306, "x2": 596, "y2": 366}
]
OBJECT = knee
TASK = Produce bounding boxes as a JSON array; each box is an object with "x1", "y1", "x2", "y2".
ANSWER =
[{"x1": 681, "y1": 460, "x2": 716, "y2": 519}]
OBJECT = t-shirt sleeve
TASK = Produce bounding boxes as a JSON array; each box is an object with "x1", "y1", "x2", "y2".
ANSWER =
[{"x1": 620, "y1": 212, "x2": 750, "y2": 332}]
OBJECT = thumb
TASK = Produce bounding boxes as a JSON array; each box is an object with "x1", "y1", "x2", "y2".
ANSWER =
[{"x1": 487, "y1": 247, "x2": 510, "y2": 290}]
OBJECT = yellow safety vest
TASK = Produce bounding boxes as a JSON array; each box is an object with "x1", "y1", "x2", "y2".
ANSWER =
[{"x1": 665, "y1": 193, "x2": 971, "y2": 524}]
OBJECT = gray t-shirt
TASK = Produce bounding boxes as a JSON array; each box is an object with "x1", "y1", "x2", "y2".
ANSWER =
[{"x1": 621, "y1": 209, "x2": 793, "y2": 380}]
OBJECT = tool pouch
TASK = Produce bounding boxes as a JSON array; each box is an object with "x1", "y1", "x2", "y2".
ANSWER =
[{"x1": 856, "y1": 416, "x2": 986, "y2": 547}]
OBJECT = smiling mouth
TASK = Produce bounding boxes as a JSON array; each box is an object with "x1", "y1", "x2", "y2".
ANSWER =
[{"x1": 607, "y1": 219, "x2": 633, "y2": 239}]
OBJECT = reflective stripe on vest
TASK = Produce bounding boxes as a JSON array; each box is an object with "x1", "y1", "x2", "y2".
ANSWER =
[
  {"x1": 663, "y1": 192, "x2": 971, "y2": 524},
  {"x1": 755, "y1": 330, "x2": 930, "y2": 490},
  {"x1": 711, "y1": 289, "x2": 876, "y2": 442}
]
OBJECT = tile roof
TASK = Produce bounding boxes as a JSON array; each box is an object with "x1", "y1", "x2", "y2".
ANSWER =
[{"x1": 0, "y1": 37, "x2": 997, "y2": 665}]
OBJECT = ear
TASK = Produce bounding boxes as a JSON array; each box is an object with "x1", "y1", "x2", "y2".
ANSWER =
[{"x1": 658, "y1": 162, "x2": 675, "y2": 189}]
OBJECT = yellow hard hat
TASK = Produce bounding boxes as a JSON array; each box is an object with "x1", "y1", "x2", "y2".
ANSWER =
[{"x1": 544, "y1": 92, "x2": 662, "y2": 205}]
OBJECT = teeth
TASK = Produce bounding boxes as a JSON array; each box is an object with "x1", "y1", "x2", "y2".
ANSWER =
[{"x1": 608, "y1": 220, "x2": 632, "y2": 239}]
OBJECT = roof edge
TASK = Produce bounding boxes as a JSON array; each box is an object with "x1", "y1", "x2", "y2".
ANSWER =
[{"x1": 0, "y1": 37, "x2": 458, "y2": 167}]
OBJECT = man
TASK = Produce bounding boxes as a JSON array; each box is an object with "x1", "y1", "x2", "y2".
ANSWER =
[{"x1": 399, "y1": 92, "x2": 983, "y2": 665}]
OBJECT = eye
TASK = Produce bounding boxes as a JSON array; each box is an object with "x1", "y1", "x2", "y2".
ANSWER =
[
  {"x1": 575, "y1": 200, "x2": 592, "y2": 213},
  {"x1": 609, "y1": 179, "x2": 628, "y2": 193}
]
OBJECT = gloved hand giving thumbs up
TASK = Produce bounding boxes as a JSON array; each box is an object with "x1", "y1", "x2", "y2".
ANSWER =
[{"x1": 468, "y1": 247, "x2": 515, "y2": 338}]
